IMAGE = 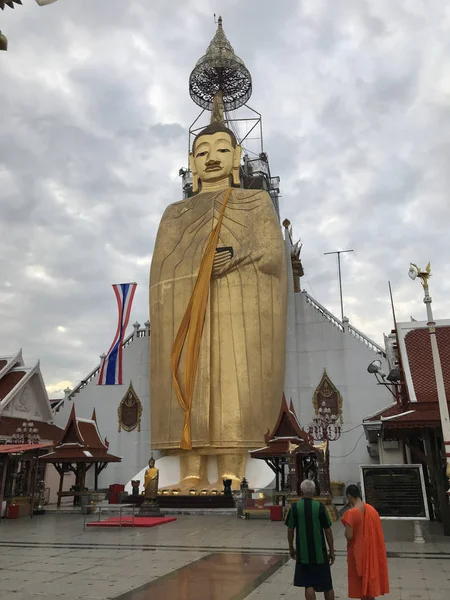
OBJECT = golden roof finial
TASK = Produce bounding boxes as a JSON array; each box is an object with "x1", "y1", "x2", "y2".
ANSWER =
[{"x1": 409, "y1": 262, "x2": 432, "y2": 289}]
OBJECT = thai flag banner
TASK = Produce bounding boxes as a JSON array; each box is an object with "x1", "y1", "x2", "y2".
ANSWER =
[{"x1": 98, "y1": 283, "x2": 137, "y2": 385}]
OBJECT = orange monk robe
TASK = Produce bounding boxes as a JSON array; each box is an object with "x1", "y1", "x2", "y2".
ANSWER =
[{"x1": 342, "y1": 504, "x2": 390, "y2": 599}]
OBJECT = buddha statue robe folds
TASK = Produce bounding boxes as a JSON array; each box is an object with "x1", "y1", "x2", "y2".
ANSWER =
[{"x1": 149, "y1": 123, "x2": 287, "y2": 489}]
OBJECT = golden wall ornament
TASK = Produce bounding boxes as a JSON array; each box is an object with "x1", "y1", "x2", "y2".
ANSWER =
[
  {"x1": 118, "y1": 382, "x2": 143, "y2": 432},
  {"x1": 313, "y1": 369, "x2": 343, "y2": 424}
]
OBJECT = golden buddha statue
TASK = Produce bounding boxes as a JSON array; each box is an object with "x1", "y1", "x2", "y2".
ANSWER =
[
  {"x1": 143, "y1": 456, "x2": 159, "y2": 502},
  {"x1": 149, "y1": 19, "x2": 287, "y2": 492}
]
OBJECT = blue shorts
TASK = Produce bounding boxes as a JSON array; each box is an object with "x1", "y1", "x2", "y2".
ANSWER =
[{"x1": 294, "y1": 562, "x2": 333, "y2": 592}]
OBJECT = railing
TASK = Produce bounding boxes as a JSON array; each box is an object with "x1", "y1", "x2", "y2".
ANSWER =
[
  {"x1": 348, "y1": 323, "x2": 386, "y2": 357},
  {"x1": 302, "y1": 291, "x2": 386, "y2": 357},
  {"x1": 303, "y1": 292, "x2": 344, "y2": 332},
  {"x1": 66, "y1": 325, "x2": 149, "y2": 400}
]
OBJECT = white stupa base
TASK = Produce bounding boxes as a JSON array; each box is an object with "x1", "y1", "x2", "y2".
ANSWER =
[{"x1": 125, "y1": 455, "x2": 275, "y2": 495}]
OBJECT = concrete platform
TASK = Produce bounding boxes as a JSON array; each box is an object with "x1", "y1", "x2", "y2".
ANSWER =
[{"x1": 0, "y1": 513, "x2": 449, "y2": 599}]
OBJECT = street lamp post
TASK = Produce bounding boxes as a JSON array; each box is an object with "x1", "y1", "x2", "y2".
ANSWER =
[{"x1": 409, "y1": 262, "x2": 450, "y2": 487}]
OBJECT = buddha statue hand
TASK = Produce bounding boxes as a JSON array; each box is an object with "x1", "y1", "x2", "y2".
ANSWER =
[
  {"x1": 212, "y1": 245, "x2": 252, "y2": 278},
  {"x1": 212, "y1": 247, "x2": 233, "y2": 278}
]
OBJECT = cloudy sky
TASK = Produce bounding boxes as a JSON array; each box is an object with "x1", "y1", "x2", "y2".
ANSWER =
[{"x1": 1, "y1": 0, "x2": 450, "y2": 397}]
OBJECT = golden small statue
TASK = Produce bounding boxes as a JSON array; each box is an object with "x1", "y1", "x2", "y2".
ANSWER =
[{"x1": 143, "y1": 456, "x2": 159, "y2": 502}]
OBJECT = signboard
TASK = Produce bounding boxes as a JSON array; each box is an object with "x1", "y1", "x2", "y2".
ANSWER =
[{"x1": 360, "y1": 464, "x2": 429, "y2": 520}]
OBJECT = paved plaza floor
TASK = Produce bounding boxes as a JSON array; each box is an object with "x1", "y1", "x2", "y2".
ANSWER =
[{"x1": 0, "y1": 513, "x2": 449, "y2": 600}]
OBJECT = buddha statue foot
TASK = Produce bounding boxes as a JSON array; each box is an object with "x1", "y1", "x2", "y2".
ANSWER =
[
  {"x1": 217, "y1": 454, "x2": 247, "y2": 488},
  {"x1": 178, "y1": 453, "x2": 208, "y2": 494},
  {"x1": 195, "y1": 482, "x2": 225, "y2": 494},
  {"x1": 178, "y1": 477, "x2": 209, "y2": 494}
]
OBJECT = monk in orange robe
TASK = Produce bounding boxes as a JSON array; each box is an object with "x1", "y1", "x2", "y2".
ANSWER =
[{"x1": 342, "y1": 485, "x2": 390, "y2": 600}]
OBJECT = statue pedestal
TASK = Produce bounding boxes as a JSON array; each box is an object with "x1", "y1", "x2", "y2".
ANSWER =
[{"x1": 139, "y1": 501, "x2": 164, "y2": 517}]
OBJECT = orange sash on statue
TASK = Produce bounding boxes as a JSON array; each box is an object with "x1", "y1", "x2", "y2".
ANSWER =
[{"x1": 171, "y1": 188, "x2": 233, "y2": 450}]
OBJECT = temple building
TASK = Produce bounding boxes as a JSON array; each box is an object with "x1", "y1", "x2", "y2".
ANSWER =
[
  {"x1": 53, "y1": 18, "x2": 392, "y2": 491},
  {"x1": 0, "y1": 350, "x2": 59, "y2": 438},
  {"x1": 363, "y1": 318, "x2": 450, "y2": 533},
  {"x1": 282, "y1": 224, "x2": 390, "y2": 486},
  {"x1": 54, "y1": 322, "x2": 150, "y2": 487},
  {"x1": 41, "y1": 405, "x2": 120, "y2": 507},
  {"x1": 0, "y1": 350, "x2": 63, "y2": 514}
]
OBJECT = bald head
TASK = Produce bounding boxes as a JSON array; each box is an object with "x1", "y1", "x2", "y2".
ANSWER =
[{"x1": 193, "y1": 123, "x2": 237, "y2": 153}]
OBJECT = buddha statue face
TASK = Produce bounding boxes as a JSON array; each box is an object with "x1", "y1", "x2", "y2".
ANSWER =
[
  {"x1": 149, "y1": 457, "x2": 155, "y2": 468},
  {"x1": 189, "y1": 127, "x2": 242, "y2": 192}
]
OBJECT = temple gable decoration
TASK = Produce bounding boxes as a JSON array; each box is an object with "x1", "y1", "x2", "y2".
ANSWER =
[
  {"x1": 118, "y1": 382, "x2": 142, "y2": 432},
  {"x1": 313, "y1": 369, "x2": 343, "y2": 424},
  {"x1": 250, "y1": 395, "x2": 319, "y2": 496}
]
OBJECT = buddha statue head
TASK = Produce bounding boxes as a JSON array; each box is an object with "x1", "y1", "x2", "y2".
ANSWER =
[
  {"x1": 148, "y1": 456, "x2": 155, "y2": 468},
  {"x1": 189, "y1": 123, "x2": 242, "y2": 193}
]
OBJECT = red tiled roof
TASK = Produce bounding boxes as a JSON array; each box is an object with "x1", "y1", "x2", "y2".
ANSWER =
[
  {"x1": 0, "y1": 370, "x2": 26, "y2": 400},
  {"x1": 39, "y1": 446, "x2": 120, "y2": 463},
  {"x1": 0, "y1": 360, "x2": 7, "y2": 370},
  {"x1": 365, "y1": 404, "x2": 399, "y2": 422},
  {"x1": 371, "y1": 402, "x2": 445, "y2": 429},
  {"x1": 0, "y1": 416, "x2": 63, "y2": 442},
  {"x1": 264, "y1": 394, "x2": 308, "y2": 444},
  {"x1": 251, "y1": 395, "x2": 315, "y2": 459},
  {"x1": 251, "y1": 438, "x2": 317, "y2": 459},
  {"x1": 78, "y1": 421, "x2": 108, "y2": 450},
  {"x1": 384, "y1": 403, "x2": 442, "y2": 428},
  {"x1": 39, "y1": 405, "x2": 120, "y2": 464},
  {"x1": 0, "y1": 443, "x2": 53, "y2": 454},
  {"x1": 405, "y1": 326, "x2": 450, "y2": 403}
]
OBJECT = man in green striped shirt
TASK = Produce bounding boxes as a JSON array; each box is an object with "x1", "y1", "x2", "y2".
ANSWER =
[{"x1": 286, "y1": 479, "x2": 335, "y2": 600}]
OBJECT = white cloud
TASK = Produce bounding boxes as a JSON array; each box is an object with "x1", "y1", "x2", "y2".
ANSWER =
[{"x1": 1, "y1": 0, "x2": 450, "y2": 395}]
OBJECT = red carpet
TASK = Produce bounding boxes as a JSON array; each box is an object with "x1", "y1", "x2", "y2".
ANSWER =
[{"x1": 87, "y1": 516, "x2": 176, "y2": 528}]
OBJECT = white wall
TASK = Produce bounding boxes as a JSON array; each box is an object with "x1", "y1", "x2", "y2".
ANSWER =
[
  {"x1": 379, "y1": 439, "x2": 404, "y2": 465},
  {"x1": 44, "y1": 465, "x2": 75, "y2": 505},
  {"x1": 285, "y1": 290, "x2": 392, "y2": 487},
  {"x1": 56, "y1": 284, "x2": 392, "y2": 491},
  {"x1": 55, "y1": 328, "x2": 151, "y2": 488}
]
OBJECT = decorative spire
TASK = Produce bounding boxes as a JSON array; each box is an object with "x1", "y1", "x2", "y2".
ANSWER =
[
  {"x1": 204, "y1": 15, "x2": 236, "y2": 63},
  {"x1": 189, "y1": 16, "x2": 252, "y2": 112},
  {"x1": 210, "y1": 90, "x2": 225, "y2": 124}
]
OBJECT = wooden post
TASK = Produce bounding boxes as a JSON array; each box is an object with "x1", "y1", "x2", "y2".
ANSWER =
[
  {"x1": 275, "y1": 458, "x2": 280, "y2": 492},
  {"x1": 57, "y1": 466, "x2": 64, "y2": 509},
  {"x1": 25, "y1": 458, "x2": 33, "y2": 496},
  {"x1": 281, "y1": 459, "x2": 286, "y2": 491},
  {"x1": 29, "y1": 453, "x2": 39, "y2": 518},
  {"x1": 0, "y1": 454, "x2": 9, "y2": 521},
  {"x1": 80, "y1": 465, "x2": 86, "y2": 491},
  {"x1": 432, "y1": 431, "x2": 450, "y2": 535},
  {"x1": 94, "y1": 463, "x2": 99, "y2": 491},
  {"x1": 74, "y1": 466, "x2": 80, "y2": 506}
]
